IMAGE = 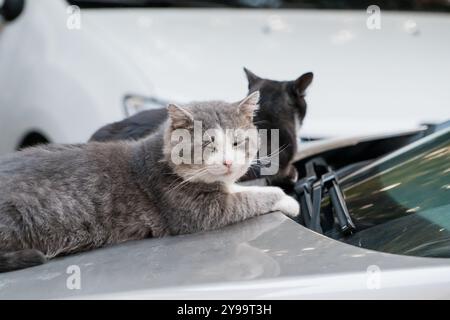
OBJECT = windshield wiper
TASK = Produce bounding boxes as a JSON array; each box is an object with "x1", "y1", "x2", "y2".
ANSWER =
[{"x1": 294, "y1": 158, "x2": 356, "y2": 235}]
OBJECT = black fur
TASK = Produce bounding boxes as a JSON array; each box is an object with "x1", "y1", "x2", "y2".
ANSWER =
[
  {"x1": 90, "y1": 68, "x2": 313, "y2": 186},
  {"x1": 91, "y1": 108, "x2": 168, "y2": 142},
  {"x1": 245, "y1": 68, "x2": 313, "y2": 188}
]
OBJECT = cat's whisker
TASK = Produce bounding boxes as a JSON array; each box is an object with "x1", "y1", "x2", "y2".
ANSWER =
[
  {"x1": 257, "y1": 144, "x2": 289, "y2": 161},
  {"x1": 166, "y1": 168, "x2": 207, "y2": 191},
  {"x1": 171, "y1": 173, "x2": 208, "y2": 192},
  {"x1": 168, "y1": 168, "x2": 210, "y2": 192}
]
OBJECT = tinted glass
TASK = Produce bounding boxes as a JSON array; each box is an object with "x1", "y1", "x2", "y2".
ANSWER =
[{"x1": 333, "y1": 130, "x2": 450, "y2": 257}]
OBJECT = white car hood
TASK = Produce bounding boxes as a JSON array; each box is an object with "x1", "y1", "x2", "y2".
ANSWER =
[{"x1": 83, "y1": 8, "x2": 450, "y2": 138}]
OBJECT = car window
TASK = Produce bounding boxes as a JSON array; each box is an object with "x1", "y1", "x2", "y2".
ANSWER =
[{"x1": 323, "y1": 129, "x2": 450, "y2": 257}]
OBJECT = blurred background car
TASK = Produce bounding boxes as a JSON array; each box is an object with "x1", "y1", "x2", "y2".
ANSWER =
[{"x1": 0, "y1": 0, "x2": 449, "y2": 156}]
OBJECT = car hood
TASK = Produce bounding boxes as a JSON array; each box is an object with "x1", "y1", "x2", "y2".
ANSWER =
[
  {"x1": 82, "y1": 8, "x2": 450, "y2": 137},
  {"x1": 1, "y1": 213, "x2": 450, "y2": 299}
]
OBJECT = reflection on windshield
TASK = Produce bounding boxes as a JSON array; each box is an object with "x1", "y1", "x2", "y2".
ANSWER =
[
  {"x1": 68, "y1": 0, "x2": 450, "y2": 11},
  {"x1": 343, "y1": 133, "x2": 449, "y2": 227},
  {"x1": 334, "y1": 130, "x2": 450, "y2": 258},
  {"x1": 346, "y1": 204, "x2": 450, "y2": 257}
]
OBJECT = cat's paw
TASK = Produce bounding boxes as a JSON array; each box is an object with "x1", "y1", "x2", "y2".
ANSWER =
[
  {"x1": 272, "y1": 195, "x2": 300, "y2": 218},
  {"x1": 229, "y1": 184, "x2": 285, "y2": 197},
  {"x1": 262, "y1": 186, "x2": 286, "y2": 196}
]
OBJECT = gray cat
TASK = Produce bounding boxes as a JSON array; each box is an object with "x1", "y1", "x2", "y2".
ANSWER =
[{"x1": 0, "y1": 92, "x2": 299, "y2": 273}]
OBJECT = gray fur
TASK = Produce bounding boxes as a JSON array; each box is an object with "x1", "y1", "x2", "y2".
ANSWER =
[{"x1": 0, "y1": 94, "x2": 298, "y2": 272}]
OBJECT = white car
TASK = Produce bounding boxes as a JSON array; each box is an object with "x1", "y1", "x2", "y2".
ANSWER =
[{"x1": 0, "y1": 0, "x2": 449, "y2": 155}]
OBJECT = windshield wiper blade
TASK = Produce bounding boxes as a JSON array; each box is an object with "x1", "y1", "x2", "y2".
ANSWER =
[
  {"x1": 321, "y1": 171, "x2": 356, "y2": 234},
  {"x1": 294, "y1": 158, "x2": 356, "y2": 235},
  {"x1": 294, "y1": 157, "x2": 323, "y2": 230},
  {"x1": 295, "y1": 176, "x2": 315, "y2": 229}
]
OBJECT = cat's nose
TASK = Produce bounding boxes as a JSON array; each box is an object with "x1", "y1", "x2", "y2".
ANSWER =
[{"x1": 223, "y1": 159, "x2": 233, "y2": 169}]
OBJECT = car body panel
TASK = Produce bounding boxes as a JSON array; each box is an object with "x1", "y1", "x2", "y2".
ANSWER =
[
  {"x1": 76, "y1": 6, "x2": 450, "y2": 138},
  {"x1": 1, "y1": 213, "x2": 450, "y2": 299},
  {"x1": 294, "y1": 127, "x2": 427, "y2": 162},
  {"x1": 0, "y1": 0, "x2": 150, "y2": 153},
  {"x1": 1, "y1": 0, "x2": 450, "y2": 154}
]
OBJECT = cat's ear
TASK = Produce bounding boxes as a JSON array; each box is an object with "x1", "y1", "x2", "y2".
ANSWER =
[
  {"x1": 167, "y1": 104, "x2": 193, "y2": 129},
  {"x1": 243, "y1": 67, "x2": 261, "y2": 87},
  {"x1": 238, "y1": 91, "x2": 260, "y2": 119},
  {"x1": 295, "y1": 72, "x2": 314, "y2": 95}
]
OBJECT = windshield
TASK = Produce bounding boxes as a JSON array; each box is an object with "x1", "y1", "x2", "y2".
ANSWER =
[
  {"x1": 328, "y1": 129, "x2": 450, "y2": 258},
  {"x1": 67, "y1": 0, "x2": 450, "y2": 11}
]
